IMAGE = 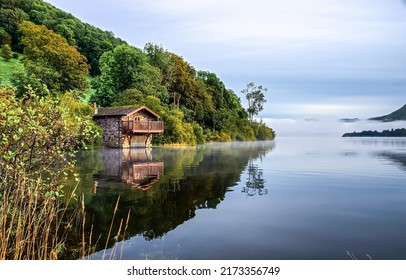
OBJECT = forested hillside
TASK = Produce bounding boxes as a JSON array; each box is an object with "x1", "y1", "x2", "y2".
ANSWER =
[
  {"x1": 0, "y1": 0, "x2": 275, "y2": 145},
  {"x1": 342, "y1": 128, "x2": 406, "y2": 137},
  {"x1": 0, "y1": 0, "x2": 126, "y2": 75}
]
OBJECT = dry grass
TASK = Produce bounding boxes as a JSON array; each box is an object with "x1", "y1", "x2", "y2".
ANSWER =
[
  {"x1": 0, "y1": 177, "x2": 74, "y2": 259},
  {"x1": 0, "y1": 178, "x2": 129, "y2": 260}
]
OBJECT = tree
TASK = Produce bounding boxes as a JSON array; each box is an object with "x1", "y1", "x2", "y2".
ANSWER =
[
  {"x1": 241, "y1": 82, "x2": 267, "y2": 122},
  {"x1": 19, "y1": 21, "x2": 89, "y2": 93},
  {"x1": 90, "y1": 44, "x2": 167, "y2": 106},
  {"x1": 1, "y1": 43, "x2": 11, "y2": 61},
  {"x1": 0, "y1": 7, "x2": 29, "y2": 50},
  {"x1": 0, "y1": 27, "x2": 12, "y2": 46},
  {"x1": 168, "y1": 53, "x2": 197, "y2": 108},
  {"x1": 144, "y1": 43, "x2": 175, "y2": 92}
]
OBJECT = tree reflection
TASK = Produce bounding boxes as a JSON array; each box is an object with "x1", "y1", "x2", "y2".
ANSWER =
[
  {"x1": 242, "y1": 160, "x2": 267, "y2": 196},
  {"x1": 66, "y1": 141, "x2": 275, "y2": 258},
  {"x1": 375, "y1": 151, "x2": 406, "y2": 172}
]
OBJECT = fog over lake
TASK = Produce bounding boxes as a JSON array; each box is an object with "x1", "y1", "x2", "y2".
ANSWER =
[{"x1": 265, "y1": 118, "x2": 406, "y2": 137}]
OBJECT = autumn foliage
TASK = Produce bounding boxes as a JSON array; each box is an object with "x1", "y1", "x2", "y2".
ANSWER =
[{"x1": 19, "y1": 21, "x2": 89, "y2": 93}]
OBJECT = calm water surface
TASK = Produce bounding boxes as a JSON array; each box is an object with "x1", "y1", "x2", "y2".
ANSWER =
[{"x1": 70, "y1": 137, "x2": 406, "y2": 260}]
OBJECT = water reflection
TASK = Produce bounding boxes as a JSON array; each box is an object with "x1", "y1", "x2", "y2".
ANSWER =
[
  {"x1": 69, "y1": 141, "x2": 275, "y2": 258},
  {"x1": 346, "y1": 138, "x2": 406, "y2": 148},
  {"x1": 344, "y1": 138, "x2": 406, "y2": 172},
  {"x1": 93, "y1": 149, "x2": 164, "y2": 191},
  {"x1": 243, "y1": 161, "x2": 267, "y2": 196},
  {"x1": 375, "y1": 151, "x2": 406, "y2": 171}
]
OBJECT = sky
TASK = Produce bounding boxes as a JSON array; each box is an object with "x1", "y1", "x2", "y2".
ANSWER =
[{"x1": 45, "y1": 0, "x2": 406, "y2": 136}]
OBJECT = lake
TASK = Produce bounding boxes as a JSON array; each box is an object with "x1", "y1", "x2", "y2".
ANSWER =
[{"x1": 69, "y1": 137, "x2": 406, "y2": 260}]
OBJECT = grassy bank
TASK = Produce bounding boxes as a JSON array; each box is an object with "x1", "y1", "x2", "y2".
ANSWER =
[{"x1": 0, "y1": 54, "x2": 24, "y2": 86}]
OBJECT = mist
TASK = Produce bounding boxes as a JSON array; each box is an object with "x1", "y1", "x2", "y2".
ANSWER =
[{"x1": 264, "y1": 118, "x2": 406, "y2": 138}]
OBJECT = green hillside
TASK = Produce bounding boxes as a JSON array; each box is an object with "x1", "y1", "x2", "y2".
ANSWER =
[
  {"x1": 369, "y1": 104, "x2": 406, "y2": 122},
  {"x1": 0, "y1": 0, "x2": 126, "y2": 75},
  {"x1": 0, "y1": 0, "x2": 275, "y2": 144}
]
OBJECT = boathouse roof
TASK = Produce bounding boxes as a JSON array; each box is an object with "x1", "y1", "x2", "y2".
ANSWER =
[{"x1": 93, "y1": 105, "x2": 161, "y2": 119}]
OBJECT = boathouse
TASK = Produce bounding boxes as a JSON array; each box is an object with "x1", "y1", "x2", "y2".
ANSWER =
[{"x1": 93, "y1": 104, "x2": 164, "y2": 148}]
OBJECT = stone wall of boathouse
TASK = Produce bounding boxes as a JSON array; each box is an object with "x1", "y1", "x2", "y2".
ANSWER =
[{"x1": 93, "y1": 117, "x2": 122, "y2": 148}]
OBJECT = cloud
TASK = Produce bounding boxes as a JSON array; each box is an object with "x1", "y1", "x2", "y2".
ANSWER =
[{"x1": 135, "y1": 0, "x2": 406, "y2": 47}]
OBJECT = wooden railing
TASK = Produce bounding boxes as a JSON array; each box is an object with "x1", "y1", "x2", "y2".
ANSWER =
[
  {"x1": 130, "y1": 162, "x2": 164, "y2": 180},
  {"x1": 122, "y1": 120, "x2": 164, "y2": 133}
]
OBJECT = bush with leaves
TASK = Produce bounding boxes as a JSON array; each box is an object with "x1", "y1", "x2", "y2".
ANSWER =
[
  {"x1": 1, "y1": 43, "x2": 11, "y2": 61},
  {"x1": 0, "y1": 85, "x2": 101, "y2": 259}
]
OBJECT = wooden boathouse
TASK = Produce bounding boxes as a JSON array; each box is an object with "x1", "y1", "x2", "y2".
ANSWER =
[{"x1": 93, "y1": 104, "x2": 164, "y2": 148}]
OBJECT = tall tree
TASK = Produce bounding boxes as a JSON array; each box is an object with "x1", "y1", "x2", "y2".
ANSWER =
[
  {"x1": 241, "y1": 82, "x2": 267, "y2": 122},
  {"x1": 91, "y1": 44, "x2": 167, "y2": 106},
  {"x1": 0, "y1": 27, "x2": 12, "y2": 46},
  {"x1": 0, "y1": 7, "x2": 29, "y2": 50},
  {"x1": 144, "y1": 43, "x2": 175, "y2": 92},
  {"x1": 19, "y1": 21, "x2": 89, "y2": 93},
  {"x1": 168, "y1": 53, "x2": 198, "y2": 109}
]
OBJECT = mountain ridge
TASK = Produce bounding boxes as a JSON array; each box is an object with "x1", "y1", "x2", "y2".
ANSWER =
[{"x1": 368, "y1": 104, "x2": 406, "y2": 122}]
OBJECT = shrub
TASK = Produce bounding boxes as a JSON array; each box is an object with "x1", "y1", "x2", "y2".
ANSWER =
[
  {"x1": 1, "y1": 44, "x2": 12, "y2": 62},
  {"x1": 0, "y1": 86, "x2": 101, "y2": 259}
]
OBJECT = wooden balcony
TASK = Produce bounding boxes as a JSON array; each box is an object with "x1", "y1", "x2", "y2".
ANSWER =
[{"x1": 122, "y1": 120, "x2": 164, "y2": 134}]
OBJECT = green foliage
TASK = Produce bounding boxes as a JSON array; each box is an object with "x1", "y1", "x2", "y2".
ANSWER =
[
  {"x1": 0, "y1": 84, "x2": 102, "y2": 259},
  {"x1": 10, "y1": 64, "x2": 50, "y2": 97},
  {"x1": 1, "y1": 87, "x2": 67, "y2": 194},
  {"x1": 163, "y1": 109, "x2": 197, "y2": 145},
  {"x1": 0, "y1": 84, "x2": 101, "y2": 196},
  {"x1": 19, "y1": 21, "x2": 90, "y2": 93},
  {"x1": 168, "y1": 53, "x2": 198, "y2": 109},
  {"x1": 0, "y1": 6, "x2": 29, "y2": 49},
  {"x1": 0, "y1": 0, "x2": 126, "y2": 74},
  {"x1": 250, "y1": 120, "x2": 276, "y2": 140},
  {"x1": 112, "y1": 88, "x2": 144, "y2": 107},
  {"x1": 0, "y1": 27, "x2": 12, "y2": 46},
  {"x1": 90, "y1": 44, "x2": 167, "y2": 107},
  {"x1": 144, "y1": 43, "x2": 175, "y2": 92},
  {"x1": 192, "y1": 122, "x2": 205, "y2": 144},
  {"x1": 0, "y1": 85, "x2": 101, "y2": 160},
  {"x1": 197, "y1": 70, "x2": 226, "y2": 109},
  {"x1": 1, "y1": 43, "x2": 11, "y2": 61}
]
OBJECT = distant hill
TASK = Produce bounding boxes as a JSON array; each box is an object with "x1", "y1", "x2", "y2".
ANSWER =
[
  {"x1": 339, "y1": 118, "x2": 360, "y2": 123},
  {"x1": 342, "y1": 128, "x2": 406, "y2": 137},
  {"x1": 369, "y1": 104, "x2": 406, "y2": 122}
]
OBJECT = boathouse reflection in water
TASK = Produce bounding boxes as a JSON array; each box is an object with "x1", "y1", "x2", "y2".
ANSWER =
[
  {"x1": 69, "y1": 142, "x2": 275, "y2": 257},
  {"x1": 93, "y1": 149, "x2": 164, "y2": 192}
]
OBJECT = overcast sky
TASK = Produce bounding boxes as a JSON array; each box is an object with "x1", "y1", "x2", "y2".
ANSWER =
[{"x1": 45, "y1": 0, "x2": 406, "y2": 128}]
